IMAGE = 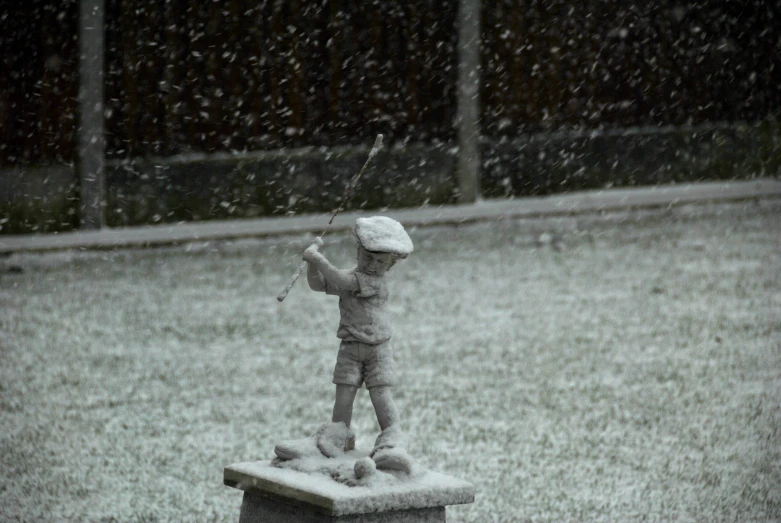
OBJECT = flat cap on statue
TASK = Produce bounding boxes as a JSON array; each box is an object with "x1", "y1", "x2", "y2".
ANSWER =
[{"x1": 354, "y1": 216, "x2": 413, "y2": 256}]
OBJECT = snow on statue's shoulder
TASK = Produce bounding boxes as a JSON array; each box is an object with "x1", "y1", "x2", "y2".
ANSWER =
[{"x1": 354, "y1": 216, "x2": 413, "y2": 256}]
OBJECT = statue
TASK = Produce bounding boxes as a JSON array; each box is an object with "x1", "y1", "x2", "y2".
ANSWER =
[
  {"x1": 224, "y1": 138, "x2": 474, "y2": 520},
  {"x1": 273, "y1": 216, "x2": 415, "y2": 482}
]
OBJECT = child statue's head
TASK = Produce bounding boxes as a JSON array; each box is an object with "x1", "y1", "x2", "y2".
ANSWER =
[{"x1": 353, "y1": 216, "x2": 413, "y2": 276}]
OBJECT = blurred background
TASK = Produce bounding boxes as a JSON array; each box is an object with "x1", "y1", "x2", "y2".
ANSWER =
[{"x1": 1, "y1": 0, "x2": 779, "y2": 233}]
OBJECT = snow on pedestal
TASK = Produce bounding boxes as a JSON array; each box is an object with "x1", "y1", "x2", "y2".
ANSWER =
[{"x1": 224, "y1": 457, "x2": 475, "y2": 522}]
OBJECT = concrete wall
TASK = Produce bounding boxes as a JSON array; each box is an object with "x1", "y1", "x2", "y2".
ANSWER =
[
  {"x1": 103, "y1": 142, "x2": 456, "y2": 228},
  {"x1": 480, "y1": 122, "x2": 781, "y2": 198},
  {"x1": 0, "y1": 164, "x2": 79, "y2": 234},
  {"x1": 2, "y1": 122, "x2": 778, "y2": 234}
]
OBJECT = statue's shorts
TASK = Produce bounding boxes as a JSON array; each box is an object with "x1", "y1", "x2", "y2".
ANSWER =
[{"x1": 332, "y1": 340, "x2": 396, "y2": 390}]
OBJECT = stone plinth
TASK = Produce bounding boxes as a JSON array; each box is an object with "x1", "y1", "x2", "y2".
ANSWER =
[{"x1": 224, "y1": 460, "x2": 475, "y2": 522}]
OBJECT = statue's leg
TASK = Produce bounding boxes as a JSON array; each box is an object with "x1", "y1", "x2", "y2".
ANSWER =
[
  {"x1": 369, "y1": 386, "x2": 400, "y2": 431},
  {"x1": 369, "y1": 386, "x2": 413, "y2": 473},
  {"x1": 332, "y1": 384, "x2": 358, "y2": 427},
  {"x1": 274, "y1": 385, "x2": 357, "y2": 460},
  {"x1": 365, "y1": 345, "x2": 412, "y2": 473}
]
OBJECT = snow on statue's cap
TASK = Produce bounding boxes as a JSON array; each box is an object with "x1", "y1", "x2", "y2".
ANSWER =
[{"x1": 354, "y1": 216, "x2": 413, "y2": 256}]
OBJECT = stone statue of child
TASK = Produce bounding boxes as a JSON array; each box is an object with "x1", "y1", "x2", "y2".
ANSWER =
[{"x1": 274, "y1": 216, "x2": 414, "y2": 474}]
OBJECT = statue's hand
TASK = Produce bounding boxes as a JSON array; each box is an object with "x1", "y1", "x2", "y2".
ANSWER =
[
  {"x1": 303, "y1": 244, "x2": 322, "y2": 263},
  {"x1": 303, "y1": 237, "x2": 323, "y2": 258}
]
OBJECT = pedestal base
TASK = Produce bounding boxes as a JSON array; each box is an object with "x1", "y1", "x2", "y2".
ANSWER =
[
  {"x1": 224, "y1": 460, "x2": 474, "y2": 523},
  {"x1": 239, "y1": 490, "x2": 445, "y2": 522}
]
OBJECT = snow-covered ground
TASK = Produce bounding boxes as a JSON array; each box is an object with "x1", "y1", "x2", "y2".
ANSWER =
[{"x1": 1, "y1": 200, "x2": 779, "y2": 522}]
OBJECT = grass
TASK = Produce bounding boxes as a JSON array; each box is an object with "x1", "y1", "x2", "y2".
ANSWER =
[{"x1": 1, "y1": 199, "x2": 780, "y2": 522}]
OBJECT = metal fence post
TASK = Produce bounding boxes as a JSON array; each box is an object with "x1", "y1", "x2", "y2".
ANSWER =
[
  {"x1": 456, "y1": 0, "x2": 481, "y2": 203},
  {"x1": 78, "y1": 0, "x2": 106, "y2": 229}
]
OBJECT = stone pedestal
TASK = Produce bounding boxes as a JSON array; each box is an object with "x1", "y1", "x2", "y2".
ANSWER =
[{"x1": 224, "y1": 461, "x2": 475, "y2": 523}]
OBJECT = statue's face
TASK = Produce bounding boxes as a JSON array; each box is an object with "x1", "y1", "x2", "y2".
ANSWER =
[{"x1": 356, "y1": 246, "x2": 395, "y2": 276}]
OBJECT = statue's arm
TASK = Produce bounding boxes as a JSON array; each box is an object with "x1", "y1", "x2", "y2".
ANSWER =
[
  {"x1": 303, "y1": 237, "x2": 328, "y2": 292},
  {"x1": 306, "y1": 261, "x2": 326, "y2": 292},
  {"x1": 303, "y1": 249, "x2": 359, "y2": 293}
]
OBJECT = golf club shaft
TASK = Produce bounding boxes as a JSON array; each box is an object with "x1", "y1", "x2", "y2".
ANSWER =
[{"x1": 276, "y1": 134, "x2": 383, "y2": 302}]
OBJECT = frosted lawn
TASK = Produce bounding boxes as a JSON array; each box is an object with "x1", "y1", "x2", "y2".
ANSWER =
[{"x1": 1, "y1": 200, "x2": 779, "y2": 521}]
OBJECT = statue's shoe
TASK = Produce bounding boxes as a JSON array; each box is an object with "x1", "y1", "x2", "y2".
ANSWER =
[
  {"x1": 369, "y1": 426, "x2": 414, "y2": 474},
  {"x1": 370, "y1": 425, "x2": 407, "y2": 454},
  {"x1": 274, "y1": 422, "x2": 355, "y2": 461},
  {"x1": 371, "y1": 447, "x2": 415, "y2": 475}
]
